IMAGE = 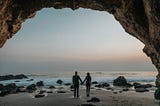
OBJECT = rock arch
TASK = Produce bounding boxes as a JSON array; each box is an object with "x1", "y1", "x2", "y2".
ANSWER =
[{"x1": 0, "y1": 0, "x2": 160, "y2": 85}]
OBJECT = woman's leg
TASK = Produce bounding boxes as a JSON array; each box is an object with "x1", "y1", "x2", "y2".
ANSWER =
[{"x1": 86, "y1": 85, "x2": 90, "y2": 97}]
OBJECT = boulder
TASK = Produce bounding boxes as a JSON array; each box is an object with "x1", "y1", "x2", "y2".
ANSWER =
[
  {"x1": 123, "y1": 88, "x2": 129, "y2": 91},
  {"x1": 57, "y1": 90, "x2": 66, "y2": 93},
  {"x1": 113, "y1": 76, "x2": 129, "y2": 86},
  {"x1": 14, "y1": 74, "x2": 28, "y2": 79},
  {"x1": 36, "y1": 81, "x2": 44, "y2": 86},
  {"x1": 70, "y1": 85, "x2": 74, "y2": 89},
  {"x1": 87, "y1": 97, "x2": 100, "y2": 102},
  {"x1": 26, "y1": 79, "x2": 34, "y2": 81},
  {"x1": 0, "y1": 84, "x2": 4, "y2": 90},
  {"x1": 64, "y1": 83, "x2": 71, "y2": 86},
  {"x1": 16, "y1": 86, "x2": 26, "y2": 92},
  {"x1": 133, "y1": 83, "x2": 153, "y2": 89},
  {"x1": 39, "y1": 90, "x2": 46, "y2": 94},
  {"x1": 26, "y1": 84, "x2": 36, "y2": 91},
  {"x1": 47, "y1": 91, "x2": 53, "y2": 93},
  {"x1": 4, "y1": 83, "x2": 17, "y2": 93},
  {"x1": 135, "y1": 88, "x2": 149, "y2": 92},
  {"x1": 91, "y1": 81, "x2": 98, "y2": 84},
  {"x1": 155, "y1": 88, "x2": 160, "y2": 100},
  {"x1": 35, "y1": 94, "x2": 45, "y2": 98},
  {"x1": 0, "y1": 74, "x2": 28, "y2": 81},
  {"x1": 95, "y1": 82, "x2": 110, "y2": 88},
  {"x1": 56, "y1": 79, "x2": 63, "y2": 85},
  {"x1": 0, "y1": 90, "x2": 10, "y2": 96},
  {"x1": 49, "y1": 86, "x2": 55, "y2": 89}
]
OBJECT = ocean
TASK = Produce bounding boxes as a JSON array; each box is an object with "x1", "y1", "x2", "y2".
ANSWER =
[{"x1": 0, "y1": 71, "x2": 157, "y2": 87}]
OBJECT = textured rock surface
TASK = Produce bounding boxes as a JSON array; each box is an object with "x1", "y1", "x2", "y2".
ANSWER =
[{"x1": 0, "y1": 0, "x2": 159, "y2": 84}]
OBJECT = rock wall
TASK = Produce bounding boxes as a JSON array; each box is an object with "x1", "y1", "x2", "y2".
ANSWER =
[{"x1": 0, "y1": 0, "x2": 160, "y2": 85}]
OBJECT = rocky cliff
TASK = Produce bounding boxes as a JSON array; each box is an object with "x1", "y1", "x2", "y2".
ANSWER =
[{"x1": 0, "y1": 0, "x2": 159, "y2": 85}]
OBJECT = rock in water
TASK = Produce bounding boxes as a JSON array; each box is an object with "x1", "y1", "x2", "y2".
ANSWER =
[
  {"x1": 135, "y1": 88, "x2": 149, "y2": 92},
  {"x1": 113, "y1": 76, "x2": 127, "y2": 86},
  {"x1": 155, "y1": 88, "x2": 160, "y2": 100},
  {"x1": 91, "y1": 81, "x2": 98, "y2": 84},
  {"x1": 64, "y1": 83, "x2": 71, "y2": 86},
  {"x1": 49, "y1": 86, "x2": 55, "y2": 89},
  {"x1": 95, "y1": 82, "x2": 110, "y2": 88},
  {"x1": 0, "y1": 74, "x2": 28, "y2": 81},
  {"x1": 26, "y1": 84, "x2": 36, "y2": 91},
  {"x1": 0, "y1": 84, "x2": 4, "y2": 90},
  {"x1": 87, "y1": 97, "x2": 100, "y2": 102},
  {"x1": 4, "y1": 83, "x2": 17, "y2": 93},
  {"x1": 36, "y1": 81, "x2": 44, "y2": 86},
  {"x1": 56, "y1": 79, "x2": 63, "y2": 85},
  {"x1": 35, "y1": 94, "x2": 45, "y2": 98}
]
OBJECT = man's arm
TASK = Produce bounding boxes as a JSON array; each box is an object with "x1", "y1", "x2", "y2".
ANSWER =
[
  {"x1": 78, "y1": 76, "x2": 83, "y2": 84},
  {"x1": 72, "y1": 76, "x2": 74, "y2": 84}
]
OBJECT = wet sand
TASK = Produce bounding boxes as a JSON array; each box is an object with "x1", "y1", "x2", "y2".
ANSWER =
[{"x1": 0, "y1": 87, "x2": 159, "y2": 106}]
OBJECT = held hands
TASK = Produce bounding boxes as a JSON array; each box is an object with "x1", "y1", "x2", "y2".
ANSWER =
[{"x1": 81, "y1": 82, "x2": 84, "y2": 85}]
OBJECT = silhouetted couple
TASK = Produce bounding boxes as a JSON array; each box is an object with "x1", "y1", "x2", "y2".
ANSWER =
[{"x1": 72, "y1": 71, "x2": 91, "y2": 98}]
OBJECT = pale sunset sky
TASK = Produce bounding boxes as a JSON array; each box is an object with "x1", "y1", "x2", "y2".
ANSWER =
[{"x1": 0, "y1": 8, "x2": 156, "y2": 75}]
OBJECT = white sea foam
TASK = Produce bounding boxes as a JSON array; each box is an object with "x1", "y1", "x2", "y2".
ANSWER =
[{"x1": 0, "y1": 71, "x2": 157, "y2": 86}]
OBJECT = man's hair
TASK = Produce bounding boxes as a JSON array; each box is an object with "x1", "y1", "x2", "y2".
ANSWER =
[{"x1": 75, "y1": 71, "x2": 77, "y2": 75}]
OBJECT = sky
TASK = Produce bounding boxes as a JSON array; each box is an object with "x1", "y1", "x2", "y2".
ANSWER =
[{"x1": 0, "y1": 8, "x2": 156, "y2": 75}]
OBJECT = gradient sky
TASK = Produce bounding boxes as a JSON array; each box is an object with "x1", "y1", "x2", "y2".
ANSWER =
[{"x1": 0, "y1": 8, "x2": 156, "y2": 75}]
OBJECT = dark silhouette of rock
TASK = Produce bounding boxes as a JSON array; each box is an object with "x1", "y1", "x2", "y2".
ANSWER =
[
  {"x1": 36, "y1": 81, "x2": 44, "y2": 86},
  {"x1": 87, "y1": 97, "x2": 100, "y2": 102},
  {"x1": 123, "y1": 88, "x2": 129, "y2": 91},
  {"x1": 0, "y1": 84, "x2": 4, "y2": 90},
  {"x1": 49, "y1": 86, "x2": 55, "y2": 89},
  {"x1": 56, "y1": 79, "x2": 63, "y2": 85},
  {"x1": 113, "y1": 76, "x2": 132, "y2": 87},
  {"x1": 15, "y1": 80, "x2": 20, "y2": 82},
  {"x1": 26, "y1": 84, "x2": 36, "y2": 91},
  {"x1": 106, "y1": 87, "x2": 114, "y2": 91},
  {"x1": 0, "y1": 74, "x2": 28, "y2": 81},
  {"x1": 91, "y1": 81, "x2": 98, "y2": 84},
  {"x1": 133, "y1": 82, "x2": 141, "y2": 86},
  {"x1": 47, "y1": 91, "x2": 53, "y2": 93},
  {"x1": 16, "y1": 86, "x2": 26, "y2": 92},
  {"x1": 64, "y1": 83, "x2": 71, "y2": 86},
  {"x1": 26, "y1": 79, "x2": 34, "y2": 81},
  {"x1": 113, "y1": 92, "x2": 118, "y2": 94},
  {"x1": 57, "y1": 91, "x2": 66, "y2": 93},
  {"x1": 70, "y1": 85, "x2": 74, "y2": 89},
  {"x1": 135, "y1": 88, "x2": 149, "y2": 92},
  {"x1": 4, "y1": 83, "x2": 17, "y2": 93},
  {"x1": 0, "y1": 83, "x2": 17, "y2": 96},
  {"x1": 0, "y1": 90, "x2": 10, "y2": 96},
  {"x1": 155, "y1": 88, "x2": 160, "y2": 100},
  {"x1": 133, "y1": 82, "x2": 153, "y2": 89},
  {"x1": 35, "y1": 94, "x2": 45, "y2": 98},
  {"x1": 95, "y1": 82, "x2": 110, "y2": 88},
  {"x1": 39, "y1": 90, "x2": 46, "y2": 94},
  {"x1": 113, "y1": 76, "x2": 127, "y2": 86}
]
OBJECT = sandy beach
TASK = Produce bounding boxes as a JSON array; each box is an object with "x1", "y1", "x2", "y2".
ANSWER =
[{"x1": 0, "y1": 86, "x2": 159, "y2": 106}]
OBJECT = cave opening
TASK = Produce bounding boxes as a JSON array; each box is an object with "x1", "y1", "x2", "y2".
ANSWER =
[{"x1": 0, "y1": 8, "x2": 156, "y2": 75}]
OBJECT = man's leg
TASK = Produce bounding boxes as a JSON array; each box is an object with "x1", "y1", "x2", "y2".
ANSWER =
[
  {"x1": 74, "y1": 86, "x2": 76, "y2": 98},
  {"x1": 77, "y1": 87, "x2": 79, "y2": 97},
  {"x1": 86, "y1": 85, "x2": 90, "y2": 97}
]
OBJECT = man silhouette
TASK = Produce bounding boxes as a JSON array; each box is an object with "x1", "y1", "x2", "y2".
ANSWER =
[{"x1": 72, "y1": 71, "x2": 82, "y2": 98}]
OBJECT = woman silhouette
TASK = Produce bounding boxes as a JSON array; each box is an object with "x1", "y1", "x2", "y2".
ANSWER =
[{"x1": 83, "y1": 72, "x2": 91, "y2": 97}]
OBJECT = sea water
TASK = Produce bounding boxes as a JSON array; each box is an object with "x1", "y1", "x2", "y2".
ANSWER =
[{"x1": 0, "y1": 71, "x2": 157, "y2": 86}]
